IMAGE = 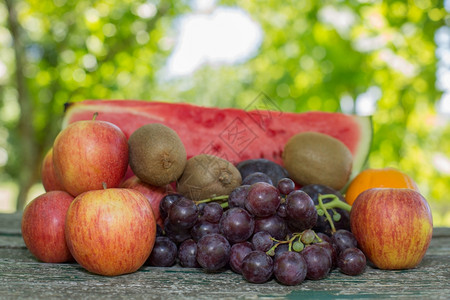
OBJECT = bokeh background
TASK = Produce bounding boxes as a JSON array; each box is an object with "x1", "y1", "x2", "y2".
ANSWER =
[{"x1": 1, "y1": 0, "x2": 449, "y2": 225}]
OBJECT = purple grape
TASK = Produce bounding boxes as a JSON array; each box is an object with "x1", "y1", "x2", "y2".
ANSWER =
[
  {"x1": 241, "y1": 251, "x2": 274, "y2": 283},
  {"x1": 316, "y1": 232, "x2": 332, "y2": 243},
  {"x1": 273, "y1": 243, "x2": 290, "y2": 260},
  {"x1": 168, "y1": 197, "x2": 198, "y2": 229},
  {"x1": 156, "y1": 224, "x2": 163, "y2": 237},
  {"x1": 228, "y1": 185, "x2": 250, "y2": 209},
  {"x1": 337, "y1": 247, "x2": 366, "y2": 276},
  {"x1": 286, "y1": 190, "x2": 317, "y2": 231},
  {"x1": 146, "y1": 236, "x2": 177, "y2": 267},
  {"x1": 164, "y1": 218, "x2": 192, "y2": 244},
  {"x1": 178, "y1": 239, "x2": 200, "y2": 268},
  {"x1": 159, "y1": 193, "x2": 183, "y2": 219},
  {"x1": 277, "y1": 178, "x2": 295, "y2": 195},
  {"x1": 301, "y1": 244, "x2": 332, "y2": 280},
  {"x1": 245, "y1": 182, "x2": 280, "y2": 217},
  {"x1": 252, "y1": 231, "x2": 273, "y2": 252},
  {"x1": 331, "y1": 229, "x2": 357, "y2": 253},
  {"x1": 242, "y1": 172, "x2": 273, "y2": 185},
  {"x1": 219, "y1": 207, "x2": 255, "y2": 243},
  {"x1": 274, "y1": 251, "x2": 307, "y2": 286},
  {"x1": 315, "y1": 241, "x2": 338, "y2": 269},
  {"x1": 277, "y1": 203, "x2": 287, "y2": 218},
  {"x1": 196, "y1": 233, "x2": 231, "y2": 271},
  {"x1": 229, "y1": 241, "x2": 254, "y2": 274},
  {"x1": 254, "y1": 214, "x2": 287, "y2": 240},
  {"x1": 190, "y1": 220, "x2": 220, "y2": 242},
  {"x1": 200, "y1": 202, "x2": 223, "y2": 223}
]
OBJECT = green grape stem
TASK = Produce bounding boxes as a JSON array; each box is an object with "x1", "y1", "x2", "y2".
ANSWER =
[
  {"x1": 315, "y1": 194, "x2": 352, "y2": 234},
  {"x1": 195, "y1": 195, "x2": 229, "y2": 205},
  {"x1": 267, "y1": 229, "x2": 322, "y2": 256}
]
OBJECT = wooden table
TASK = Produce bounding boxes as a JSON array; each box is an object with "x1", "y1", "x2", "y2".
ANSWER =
[{"x1": 1, "y1": 213, "x2": 449, "y2": 299}]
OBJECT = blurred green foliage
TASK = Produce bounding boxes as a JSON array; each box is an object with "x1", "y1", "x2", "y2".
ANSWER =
[{"x1": 0, "y1": 0, "x2": 449, "y2": 225}]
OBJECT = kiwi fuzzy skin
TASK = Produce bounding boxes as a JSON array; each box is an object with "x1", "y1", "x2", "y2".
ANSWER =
[
  {"x1": 177, "y1": 154, "x2": 242, "y2": 201},
  {"x1": 282, "y1": 132, "x2": 353, "y2": 191},
  {"x1": 128, "y1": 123, "x2": 187, "y2": 186}
]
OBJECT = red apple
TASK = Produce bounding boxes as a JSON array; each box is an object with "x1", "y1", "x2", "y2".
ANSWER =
[
  {"x1": 65, "y1": 188, "x2": 156, "y2": 276},
  {"x1": 41, "y1": 148, "x2": 65, "y2": 192},
  {"x1": 120, "y1": 175, "x2": 173, "y2": 227},
  {"x1": 53, "y1": 119, "x2": 128, "y2": 197},
  {"x1": 21, "y1": 191, "x2": 74, "y2": 263},
  {"x1": 350, "y1": 188, "x2": 433, "y2": 270}
]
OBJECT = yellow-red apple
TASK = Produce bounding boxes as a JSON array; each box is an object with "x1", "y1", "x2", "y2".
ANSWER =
[
  {"x1": 120, "y1": 175, "x2": 173, "y2": 227},
  {"x1": 21, "y1": 191, "x2": 74, "y2": 263},
  {"x1": 65, "y1": 188, "x2": 156, "y2": 276},
  {"x1": 41, "y1": 148, "x2": 65, "y2": 192},
  {"x1": 53, "y1": 119, "x2": 128, "y2": 196},
  {"x1": 350, "y1": 188, "x2": 433, "y2": 270}
]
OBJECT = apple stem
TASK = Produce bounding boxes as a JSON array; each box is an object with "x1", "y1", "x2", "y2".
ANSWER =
[
  {"x1": 93, "y1": 112, "x2": 98, "y2": 120},
  {"x1": 102, "y1": 182, "x2": 107, "y2": 189}
]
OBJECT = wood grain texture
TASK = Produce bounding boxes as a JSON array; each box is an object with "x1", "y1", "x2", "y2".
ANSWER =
[{"x1": 1, "y1": 213, "x2": 449, "y2": 299}]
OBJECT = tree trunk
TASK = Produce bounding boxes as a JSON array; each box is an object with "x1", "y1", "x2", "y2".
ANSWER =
[{"x1": 5, "y1": 0, "x2": 38, "y2": 211}]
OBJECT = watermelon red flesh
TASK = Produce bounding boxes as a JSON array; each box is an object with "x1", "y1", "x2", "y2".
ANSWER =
[{"x1": 62, "y1": 100, "x2": 372, "y2": 177}]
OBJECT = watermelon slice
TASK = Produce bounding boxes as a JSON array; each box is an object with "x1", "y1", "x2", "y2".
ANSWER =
[{"x1": 62, "y1": 100, "x2": 372, "y2": 178}]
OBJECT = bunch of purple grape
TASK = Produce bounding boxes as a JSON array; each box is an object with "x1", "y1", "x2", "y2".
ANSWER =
[{"x1": 150, "y1": 159, "x2": 367, "y2": 286}]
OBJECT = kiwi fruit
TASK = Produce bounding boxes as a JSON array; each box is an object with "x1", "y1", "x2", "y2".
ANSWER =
[
  {"x1": 128, "y1": 123, "x2": 187, "y2": 186},
  {"x1": 177, "y1": 154, "x2": 242, "y2": 201},
  {"x1": 282, "y1": 132, "x2": 353, "y2": 190}
]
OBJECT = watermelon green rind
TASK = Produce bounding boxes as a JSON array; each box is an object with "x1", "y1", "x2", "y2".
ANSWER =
[
  {"x1": 349, "y1": 115, "x2": 372, "y2": 180},
  {"x1": 62, "y1": 100, "x2": 372, "y2": 180}
]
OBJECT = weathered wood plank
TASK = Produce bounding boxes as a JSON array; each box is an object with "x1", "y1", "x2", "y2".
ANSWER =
[
  {"x1": 0, "y1": 247, "x2": 449, "y2": 300},
  {"x1": 1, "y1": 239, "x2": 449, "y2": 299},
  {"x1": 0, "y1": 212, "x2": 22, "y2": 235}
]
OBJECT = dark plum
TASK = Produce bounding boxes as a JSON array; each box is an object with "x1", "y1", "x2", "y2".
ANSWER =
[
  {"x1": 242, "y1": 172, "x2": 273, "y2": 185},
  {"x1": 236, "y1": 159, "x2": 288, "y2": 186}
]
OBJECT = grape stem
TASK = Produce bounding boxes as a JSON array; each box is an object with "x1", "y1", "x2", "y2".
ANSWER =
[
  {"x1": 315, "y1": 194, "x2": 352, "y2": 234},
  {"x1": 267, "y1": 230, "x2": 322, "y2": 256},
  {"x1": 195, "y1": 195, "x2": 229, "y2": 208}
]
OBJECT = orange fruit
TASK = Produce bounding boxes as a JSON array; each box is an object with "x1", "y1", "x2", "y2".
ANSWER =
[{"x1": 345, "y1": 167, "x2": 419, "y2": 205}]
